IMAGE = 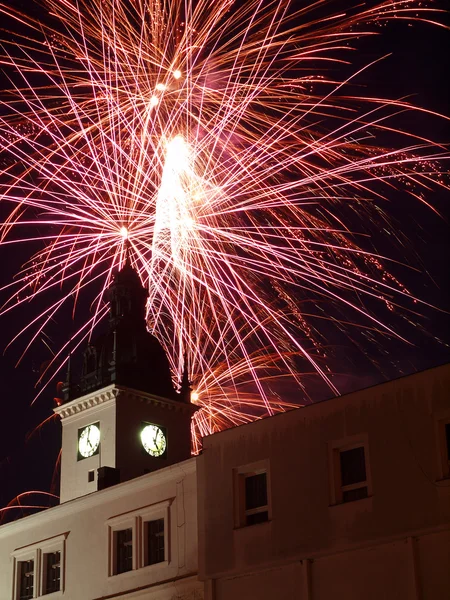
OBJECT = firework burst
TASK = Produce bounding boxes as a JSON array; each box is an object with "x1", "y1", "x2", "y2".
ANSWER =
[{"x1": 0, "y1": 0, "x2": 448, "y2": 428}]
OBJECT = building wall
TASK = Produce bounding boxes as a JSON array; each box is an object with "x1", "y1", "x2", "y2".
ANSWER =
[
  {"x1": 57, "y1": 387, "x2": 117, "y2": 503},
  {"x1": 198, "y1": 364, "x2": 450, "y2": 599},
  {"x1": 115, "y1": 388, "x2": 193, "y2": 481},
  {"x1": 0, "y1": 458, "x2": 202, "y2": 600},
  {"x1": 57, "y1": 385, "x2": 194, "y2": 504}
]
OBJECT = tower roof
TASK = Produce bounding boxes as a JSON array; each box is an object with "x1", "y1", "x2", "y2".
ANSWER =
[{"x1": 63, "y1": 263, "x2": 180, "y2": 402}]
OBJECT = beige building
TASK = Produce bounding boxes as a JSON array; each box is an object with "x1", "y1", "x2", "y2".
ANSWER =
[
  {"x1": 0, "y1": 454, "x2": 200, "y2": 599},
  {"x1": 198, "y1": 363, "x2": 450, "y2": 600}
]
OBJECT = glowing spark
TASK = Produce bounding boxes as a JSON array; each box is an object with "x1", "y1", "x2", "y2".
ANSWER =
[{"x1": 0, "y1": 0, "x2": 448, "y2": 426}]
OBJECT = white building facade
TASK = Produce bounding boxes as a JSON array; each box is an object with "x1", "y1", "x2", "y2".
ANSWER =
[{"x1": 0, "y1": 454, "x2": 201, "y2": 599}]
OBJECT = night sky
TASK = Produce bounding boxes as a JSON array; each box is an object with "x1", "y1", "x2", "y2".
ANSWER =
[{"x1": 0, "y1": 1, "x2": 449, "y2": 519}]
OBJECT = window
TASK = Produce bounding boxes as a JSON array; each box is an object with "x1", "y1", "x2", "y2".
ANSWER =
[
  {"x1": 12, "y1": 533, "x2": 67, "y2": 599},
  {"x1": 115, "y1": 528, "x2": 133, "y2": 574},
  {"x1": 436, "y1": 417, "x2": 450, "y2": 479},
  {"x1": 329, "y1": 435, "x2": 372, "y2": 505},
  {"x1": 145, "y1": 518, "x2": 165, "y2": 566},
  {"x1": 108, "y1": 517, "x2": 136, "y2": 577},
  {"x1": 245, "y1": 473, "x2": 269, "y2": 525},
  {"x1": 18, "y1": 560, "x2": 34, "y2": 600},
  {"x1": 445, "y1": 424, "x2": 450, "y2": 464},
  {"x1": 43, "y1": 551, "x2": 61, "y2": 595},
  {"x1": 339, "y1": 447, "x2": 368, "y2": 502},
  {"x1": 88, "y1": 470, "x2": 95, "y2": 482},
  {"x1": 234, "y1": 460, "x2": 271, "y2": 527},
  {"x1": 107, "y1": 499, "x2": 171, "y2": 577}
]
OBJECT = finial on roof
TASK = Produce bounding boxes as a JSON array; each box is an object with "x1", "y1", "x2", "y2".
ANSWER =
[{"x1": 180, "y1": 353, "x2": 192, "y2": 403}]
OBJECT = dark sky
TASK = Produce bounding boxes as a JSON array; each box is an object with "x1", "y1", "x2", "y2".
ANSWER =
[{"x1": 0, "y1": 0, "x2": 449, "y2": 519}]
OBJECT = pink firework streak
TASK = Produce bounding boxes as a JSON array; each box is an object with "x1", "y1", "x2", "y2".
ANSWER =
[{"x1": 0, "y1": 0, "x2": 448, "y2": 448}]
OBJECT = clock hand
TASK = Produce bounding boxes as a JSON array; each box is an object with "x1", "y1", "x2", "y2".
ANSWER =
[{"x1": 88, "y1": 429, "x2": 97, "y2": 448}]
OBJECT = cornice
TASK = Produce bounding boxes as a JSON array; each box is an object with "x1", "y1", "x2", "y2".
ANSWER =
[
  {"x1": 0, "y1": 457, "x2": 197, "y2": 538},
  {"x1": 123, "y1": 386, "x2": 199, "y2": 415},
  {"x1": 54, "y1": 384, "x2": 119, "y2": 419},
  {"x1": 54, "y1": 384, "x2": 198, "y2": 420}
]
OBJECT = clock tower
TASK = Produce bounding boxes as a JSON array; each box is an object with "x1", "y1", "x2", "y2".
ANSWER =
[{"x1": 54, "y1": 261, "x2": 196, "y2": 503}]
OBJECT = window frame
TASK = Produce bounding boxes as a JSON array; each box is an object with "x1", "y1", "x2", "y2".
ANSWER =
[
  {"x1": 435, "y1": 412, "x2": 450, "y2": 480},
  {"x1": 114, "y1": 527, "x2": 134, "y2": 575},
  {"x1": 11, "y1": 533, "x2": 67, "y2": 599},
  {"x1": 107, "y1": 514, "x2": 137, "y2": 577},
  {"x1": 139, "y1": 501, "x2": 170, "y2": 570},
  {"x1": 106, "y1": 499, "x2": 172, "y2": 577},
  {"x1": 143, "y1": 518, "x2": 165, "y2": 567},
  {"x1": 17, "y1": 557, "x2": 35, "y2": 600},
  {"x1": 39, "y1": 535, "x2": 65, "y2": 598},
  {"x1": 41, "y1": 550, "x2": 61, "y2": 596},
  {"x1": 329, "y1": 434, "x2": 372, "y2": 505},
  {"x1": 233, "y1": 459, "x2": 271, "y2": 528}
]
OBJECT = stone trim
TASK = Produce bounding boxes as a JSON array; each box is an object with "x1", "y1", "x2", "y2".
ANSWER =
[
  {"x1": 54, "y1": 385, "x2": 198, "y2": 420},
  {"x1": 54, "y1": 385, "x2": 119, "y2": 419}
]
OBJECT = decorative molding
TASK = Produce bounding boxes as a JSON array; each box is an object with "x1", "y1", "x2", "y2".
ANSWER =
[
  {"x1": 12, "y1": 532, "x2": 69, "y2": 556},
  {"x1": 54, "y1": 384, "x2": 120, "y2": 420},
  {"x1": 106, "y1": 499, "x2": 173, "y2": 527},
  {"x1": 123, "y1": 386, "x2": 199, "y2": 415},
  {"x1": 54, "y1": 384, "x2": 198, "y2": 420}
]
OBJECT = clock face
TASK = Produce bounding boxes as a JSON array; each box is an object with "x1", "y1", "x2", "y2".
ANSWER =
[
  {"x1": 141, "y1": 424, "x2": 167, "y2": 457},
  {"x1": 78, "y1": 423, "x2": 101, "y2": 458}
]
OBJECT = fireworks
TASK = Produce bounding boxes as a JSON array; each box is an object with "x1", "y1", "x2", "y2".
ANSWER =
[
  {"x1": 0, "y1": 491, "x2": 59, "y2": 523},
  {"x1": 0, "y1": 0, "x2": 448, "y2": 437}
]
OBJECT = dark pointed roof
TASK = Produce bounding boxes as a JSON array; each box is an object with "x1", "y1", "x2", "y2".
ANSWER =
[{"x1": 62, "y1": 262, "x2": 182, "y2": 402}]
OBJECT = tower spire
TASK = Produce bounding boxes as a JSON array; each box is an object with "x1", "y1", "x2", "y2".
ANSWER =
[
  {"x1": 62, "y1": 262, "x2": 181, "y2": 402},
  {"x1": 180, "y1": 353, "x2": 192, "y2": 403},
  {"x1": 62, "y1": 351, "x2": 72, "y2": 401}
]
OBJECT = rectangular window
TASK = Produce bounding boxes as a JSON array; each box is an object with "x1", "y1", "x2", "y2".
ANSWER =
[
  {"x1": 18, "y1": 560, "x2": 34, "y2": 600},
  {"x1": 146, "y1": 518, "x2": 165, "y2": 565},
  {"x1": 244, "y1": 472, "x2": 269, "y2": 525},
  {"x1": 115, "y1": 528, "x2": 133, "y2": 574},
  {"x1": 339, "y1": 446, "x2": 368, "y2": 502},
  {"x1": 437, "y1": 418, "x2": 450, "y2": 479},
  {"x1": 43, "y1": 551, "x2": 61, "y2": 594},
  {"x1": 12, "y1": 533, "x2": 66, "y2": 599},
  {"x1": 107, "y1": 499, "x2": 172, "y2": 576},
  {"x1": 234, "y1": 461, "x2": 271, "y2": 528},
  {"x1": 445, "y1": 423, "x2": 450, "y2": 462}
]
